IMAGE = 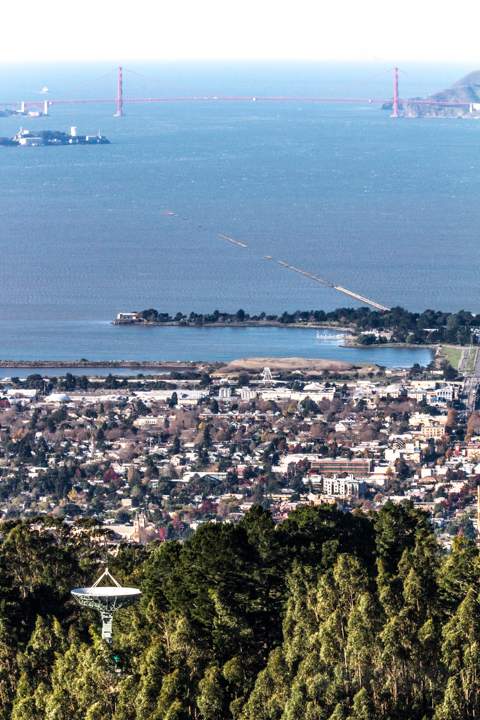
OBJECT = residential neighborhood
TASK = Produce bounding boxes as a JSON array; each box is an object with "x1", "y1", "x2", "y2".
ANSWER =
[{"x1": 0, "y1": 358, "x2": 478, "y2": 546}]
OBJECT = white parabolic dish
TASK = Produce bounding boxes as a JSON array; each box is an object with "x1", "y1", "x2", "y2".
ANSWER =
[
  {"x1": 72, "y1": 586, "x2": 140, "y2": 598},
  {"x1": 71, "y1": 585, "x2": 141, "y2": 613}
]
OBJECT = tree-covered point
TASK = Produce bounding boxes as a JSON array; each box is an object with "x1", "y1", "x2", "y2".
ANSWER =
[
  {"x1": 2, "y1": 502, "x2": 480, "y2": 719},
  {"x1": 137, "y1": 306, "x2": 480, "y2": 344}
]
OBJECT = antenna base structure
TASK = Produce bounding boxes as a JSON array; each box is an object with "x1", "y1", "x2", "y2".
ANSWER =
[{"x1": 71, "y1": 569, "x2": 141, "y2": 643}]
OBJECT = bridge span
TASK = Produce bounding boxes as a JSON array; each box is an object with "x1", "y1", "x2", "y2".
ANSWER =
[{"x1": 0, "y1": 66, "x2": 471, "y2": 116}]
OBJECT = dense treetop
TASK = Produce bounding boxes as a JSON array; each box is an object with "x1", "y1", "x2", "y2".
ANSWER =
[{"x1": 1, "y1": 503, "x2": 479, "y2": 719}]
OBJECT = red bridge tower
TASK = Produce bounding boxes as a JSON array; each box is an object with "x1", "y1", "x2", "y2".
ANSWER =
[
  {"x1": 114, "y1": 65, "x2": 124, "y2": 117},
  {"x1": 391, "y1": 66, "x2": 399, "y2": 118}
]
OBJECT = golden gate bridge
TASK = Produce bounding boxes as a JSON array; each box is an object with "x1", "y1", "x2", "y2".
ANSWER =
[{"x1": 0, "y1": 66, "x2": 472, "y2": 117}]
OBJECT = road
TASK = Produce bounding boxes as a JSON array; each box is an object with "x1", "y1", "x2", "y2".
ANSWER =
[{"x1": 462, "y1": 346, "x2": 480, "y2": 412}]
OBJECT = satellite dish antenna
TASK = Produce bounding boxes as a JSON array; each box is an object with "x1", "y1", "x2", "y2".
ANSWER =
[{"x1": 71, "y1": 568, "x2": 141, "y2": 643}]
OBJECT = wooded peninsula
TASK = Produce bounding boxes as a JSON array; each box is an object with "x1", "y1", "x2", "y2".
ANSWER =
[{"x1": 114, "y1": 306, "x2": 480, "y2": 346}]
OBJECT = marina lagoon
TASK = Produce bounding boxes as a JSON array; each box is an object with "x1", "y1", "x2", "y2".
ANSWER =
[{"x1": 0, "y1": 321, "x2": 432, "y2": 373}]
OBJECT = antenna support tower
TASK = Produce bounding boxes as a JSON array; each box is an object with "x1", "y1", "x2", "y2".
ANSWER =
[
  {"x1": 114, "y1": 65, "x2": 124, "y2": 118},
  {"x1": 71, "y1": 568, "x2": 140, "y2": 643},
  {"x1": 391, "y1": 66, "x2": 399, "y2": 118},
  {"x1": 261, "y1": 367, "x2": 273, "y2": 384}
]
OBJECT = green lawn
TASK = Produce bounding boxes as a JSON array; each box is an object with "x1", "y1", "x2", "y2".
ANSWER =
[{"x1": 442, "y1": 345, "x2": 462, "y2": 369}]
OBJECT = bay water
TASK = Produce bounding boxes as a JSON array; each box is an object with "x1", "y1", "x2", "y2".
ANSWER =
[{"x1": 0, "y1": 61, "x2": 476, "y2": 366}]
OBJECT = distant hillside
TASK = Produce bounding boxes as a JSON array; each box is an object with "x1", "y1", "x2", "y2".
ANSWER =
[
  {"x1": 429, "y1": 70, "x2": 480, "y2": 104},
  {"x1": 385, "y1": 70, "x2": 480, "y2": 117}
]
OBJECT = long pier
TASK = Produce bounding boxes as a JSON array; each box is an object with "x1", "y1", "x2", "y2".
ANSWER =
[
  {"x1": 218, "y1": 234, "x2": 390, "y2": 311},
  {"x1": 332, "y1": 285, "x2": 390, "y2": 311}
]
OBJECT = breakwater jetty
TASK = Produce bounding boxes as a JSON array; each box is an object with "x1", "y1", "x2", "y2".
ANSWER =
[{"x1": 0, "y1": 360, "x2": 202, "y2": 371}]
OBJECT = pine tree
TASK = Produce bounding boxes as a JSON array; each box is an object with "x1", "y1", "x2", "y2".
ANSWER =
[
  {"x1": 0, "y1": 624, "x2": 18, "y2": 720},
  {"x1": 240, "y1": 648, "x2": 290, "y2": 720},
  {"x1": 10, "y1": 673, "x2": 37, "y2": 720},
  {"x1": 435, "y1": 587, "x2": 480, "y2": 720},
  {"x1": 348, "y1": 688, "x2": 374, "y2": 720},
  {"x1": 328, "y1": 704, "x2": 348, "y2": 720},
  {"x1": 43, "y1": 635, "x2": 118, "y2": 720},
  {"x1": 18, "y1": 616, "x2": 66, "y2": 685},
  {"x1": 197, "y1": 665, "x2": 226, "y2": 719},
  {"x1": 281, "y1": 563, "x2": 317, "y2": 669},
  {"x1": 345, "y1": 592, "x2": 382, "y2": 693},
  {"x1": 132, "y1": 637, "x2": 168, "y2": 719},
  {"x1": 150, "y1": 669, "x2": 189, "y2": 720},
  {"x1": 438, "y1": 535, "x2": 479, "y2": 613},
  {"x1": 378, "y1": 534, "x2": 441, "y2": 719},
  {"x1": 375, "y1": 501, "x2": 433, "y2": 618}
]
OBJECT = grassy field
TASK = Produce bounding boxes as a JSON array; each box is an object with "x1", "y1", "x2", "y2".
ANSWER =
[{"x1": 442, "y1": 345, "x2": 462, "y2": 369}]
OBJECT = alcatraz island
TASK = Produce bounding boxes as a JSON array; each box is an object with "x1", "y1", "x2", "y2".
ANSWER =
[{"x1": 0, "y1": 126, "x2": 110, "y2": 147}]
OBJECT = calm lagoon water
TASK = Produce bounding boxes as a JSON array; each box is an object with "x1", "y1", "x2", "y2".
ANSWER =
[
  {"x1": 0, "y1": 62, "x2": 475, "y2": 365},
  {"x1": 0, "y1": 322, "x2": 432, "y2": 370}
]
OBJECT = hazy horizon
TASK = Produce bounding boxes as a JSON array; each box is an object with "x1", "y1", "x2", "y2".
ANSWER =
[
  {"x1": 2, "y1": 0, "x2": 480, "y2": 64},
  {"x1": 0, "y1": 61, "x2": 475, "y2": 105}
]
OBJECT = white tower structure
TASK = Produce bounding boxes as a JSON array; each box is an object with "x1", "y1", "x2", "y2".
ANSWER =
[
  {"x1": 261, "y1": 367, "x2": 273, "y2": 385},
  {"x1": 71, "y1": 569, "x2": 141, "y2": 643}
]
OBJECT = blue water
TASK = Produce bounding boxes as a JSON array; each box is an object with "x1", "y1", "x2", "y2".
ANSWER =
[
  {"x1": 0, "y1": 62, "x2": 476, "y2": 365},
  {"x1": 0, "y1": 322, "x2": 432, "y2": 367}
]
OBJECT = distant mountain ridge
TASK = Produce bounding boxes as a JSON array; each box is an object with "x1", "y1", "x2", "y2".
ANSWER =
[
  {"x1": 430, "y1": 70, "x2": 480, "y2": 103},
  {"x1": 402, "y1": 70, "x2": 480, "y2": 117}
]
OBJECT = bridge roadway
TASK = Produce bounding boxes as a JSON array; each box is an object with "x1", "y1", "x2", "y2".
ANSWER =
[{"x1": 0, "y1": 96, "x2": 472, "y2": 109}]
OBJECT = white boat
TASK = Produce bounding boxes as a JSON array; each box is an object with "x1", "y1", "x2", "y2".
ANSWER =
[{"x1": 316, "y1": 331, "x2": 346, "y2": 341}]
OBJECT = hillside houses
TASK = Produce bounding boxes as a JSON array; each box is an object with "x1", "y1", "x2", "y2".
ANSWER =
[{"x1": 0, "y1": 366, "x2": 475, "y2": 544}]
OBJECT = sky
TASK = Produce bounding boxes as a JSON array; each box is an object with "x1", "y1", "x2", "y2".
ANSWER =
[{"x1": 1, "y1": 0, "x2": 479, "y2": 64}]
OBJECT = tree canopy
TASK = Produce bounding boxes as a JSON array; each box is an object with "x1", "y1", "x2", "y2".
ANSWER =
[{"x1": 1, "y1": 503, "x2": 480, "y2": 719}]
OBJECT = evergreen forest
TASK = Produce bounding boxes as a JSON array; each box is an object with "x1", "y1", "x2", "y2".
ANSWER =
[{"x1": 1, "y1": 502, "x2": 479, "y2": 720}]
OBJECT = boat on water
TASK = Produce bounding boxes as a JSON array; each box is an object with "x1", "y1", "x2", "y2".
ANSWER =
[{"x1": 316, "y1": 331, "x2": 347, "y2": 342}]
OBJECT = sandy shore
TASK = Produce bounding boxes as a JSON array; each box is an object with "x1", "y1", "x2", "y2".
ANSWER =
[{"x1": 216, "y1": 357, "x2": 377, "y2": 375}]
